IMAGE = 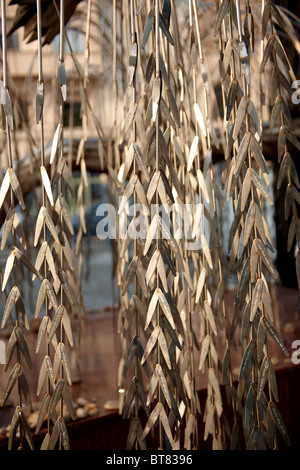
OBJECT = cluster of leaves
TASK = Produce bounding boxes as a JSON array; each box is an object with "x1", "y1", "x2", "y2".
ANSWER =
[
  {"x1": 0, "y1": 0, "x2": 77, "y2": 450},
  {"x1": 111, "y1": 0, "x2": 299, "y2": 451}
]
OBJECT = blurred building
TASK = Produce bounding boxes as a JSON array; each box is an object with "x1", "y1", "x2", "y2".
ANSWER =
[{"x1": 1, "y1": 0, "x2": 118, "y2": 170}]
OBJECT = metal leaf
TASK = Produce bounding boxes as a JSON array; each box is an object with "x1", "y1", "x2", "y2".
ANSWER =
[
  {"x1": 199, "y1": 335, "x2": 211, "y2": 372},
  {"x1": 257, "y1": 355, "x2": 270, "y2": 400},
  {"x1": 196, "y1": 267, "x2": 206, "y2": 304},
  {"x1": 49, "y1": 378, "x2": 65, "y2": 421},
  {"x1": 135, "y1": 177, "x2": 149, "y2": 209},
  {"x1": 1, "y1": 363, "x2": 23, "y2": 406},
  {"x1": 250, "y1": 278, "x2": 264, "y2": 322},
  {"x1": 208, "y1": 367, "x2": 222, "y2": 404},
  {"x1": 277, "y1": 126, "x2": 286, "y2": 162},
  {"x1": 157, "y1": 288, "x2": 174, "y2": 328},
  {"x1": 136, "y1": 0, "x2": 147, "y2": 14},
  {"x1": 50, "y1": 124, "x2": 62, "y2": 164},
  {"x1": 40, "y1": 206, "x2": 60, "y2": 245},
  {"x1": 226, "y1": 79, "x2": 237, "y2": 121},
  {"x1": 262, "y1": 3, "x2": 270, "y2": 39},
  {"x1": 193, "y1": 103, "x2": 207, "y2": 137},
  {"x1": 147, "y1": 170, "x2": 160, "y2": 203},
  {"x1": 37, "y1": 355, "x2": 55, "y2": 396},
  {"x1": 133, "y1": 143, "x2": 150, "y2": 182},
  {"x1": 269, "y1": 359, "x2": 279, "y2": 402},
  {"x1": 59, "y1": 342, "x2": 72, "y2": 386},
  {"x1": 126, "y1": 416, "x2": 139, "y2": 450},
  {"x1": 62, "y1": 307, "x2": 74, "y2": 347},
  {"x1": 245, "y1": 384, "x2": 255, "y2": 429},
  {"x1": 5, "y1": 328, "x2": 17, "y2": 372},
  {"x1": 156, "y1": 363, "x2": 171, "y2": 408},
  {"x1": 14, "y1": 326, "x2": 32, "y2": 369},
  {"x1": 249, "y1": 168, "x2": 273, "y2": 206},
  {"x1": 159, "y1": 239, "x2": 177, "y2": 277},
  {"x1": 234, "y1": 131, "x2": 251, "y2": 177},
  {"x1": 267, "y1": 405, "x2": 276, "y2": 448},
  {"x1": 2, "y1": 249, "x2": 16, "y2": 292},
  {"x1": 204, "y1": 403, "x2": 215, "y2": 440},
  {"x1": 250, "y1": 135, "x2": 268, "y2": 173},
  {"x1": 62, "y1": 381, "x2": 76, "y2": 420},
  {"x1": 233, "y1": 96, "x2": 249, "y2": 140},
  {"x1": 141, "y1": 325, "x2": 160, "y2": 364},
  {"x1": 270, "y1": 95, "x2": 283, "y2": 132},
  {"x1": 145, "y1": 289, "x2": 159, "y2": 330},
  {"x1": 243, "y1": 201, "x2": 256, "y2": 246},
  {"x1": 14, "y1": 246, "x2": 43, "y2": 281},
  {"x1": 283, "y1": 125, "x2": 300, "y2": 151},
  {"x1": 241, "y1": 168, "x2": 252, "y2": 211},
  {"x1": 154, "y1": 173, "x2": 167, "y2": 206},
  {"x1": 248, "y1": 99, "x2": 261, "y2": 137},
  {"x1": 214, "y1": 0, "x2": 230, "y2": 37},
  {"x1": 58, "y1": 268, "x2": 75, "y2": 306},
  {"x1": 8, "y1": 168, "x2": 25, "y2": 210},
  {"x1": 262, "y1": 279, "x2": 274, "y2": 322},
  {"x1": 204, "y1": 300, "x2": 217, "y2": 336},
  {"x1": 262, "y1": 317, "x2": 289, "y2": 357},
  {"x1": 58, "y1": 62, "x2": 67, "y2": 101},
  {"x1": 257, "y1": 316, "x2": 266, "y2": 364},
  {"x1": 141, "y1": 8, "x2": 154, "y2": 50},
  {"x1": 238, "y1": 339, "x2": 255, "y2": 382},
  {"x1": 128, "y1": 41, "x2": 138, "y2": 86},
  {"x1": 159, "y1": 12, "x2": 174, "y2": 45},
  {"x1": 167, "y1": 88, "x2": 180, "y2": 128},
  {"x1": 18, "y1": 406, "x2": 34, "y2": 449},
  {"x1": 36, "y1": 316, "x2": 49, "y2": 354},
  {"x1": 157, "y1": 215, "x2": 185, "y2": 271},
  {"x1": 255, "y1": 238, "x2": 278, "y2": 280},
  {"x1": 287, "y1": 216, "x2": 299, "y2": 252},
  {"x1": 48, "y1": 305, "x2": 63, "y2": 343},
  {"x1": 8, "y1": 407, "x2": 19, "y2": 450},
  {"x1": 58, "y1": 417, "x2": 70, "y2": 450},
  {"x1": 268, "y1": 401, "x2": 291, "y2": 446},
  {"x1": 159, "y1": 405, "x2": 175, "y2": 448},
  {"x1": 119, "y1": 102, "x2": 138, "y2": 146},
  {"x1": 18, "y1": 371, "x2": 32, "y2": 410},
  {"x1": 2, "y1": 87, "x2": 13, "y2": 130},
  {"x1": 141, "y1": 402, "x2": 162, "y2": 440},
  {"x1": 60, "y1": 231, "x2": 75, "y2": 271},
  {"x1": 157, "y1": 326, "x2": 172, "y2": 369},
  {"x1": 222, "y1": 348, "x2": 231, "y2": 385},
  {"x1": 122, "y1": 255, "x2": 139, "y2": 297},
  {"x1": 58, "y1": 195, "x2": 74, "y2": 234},
  {"x1": 1, "y1": 207, "x2": 15, "y2": 250},
  {"x1": 1, "y1": 285, "x2": 19, "y2": 329},
  {"x1": 48, "y1": 417, "x2": 60, "y2": 450},
  {"x1": 122, "y1": 340, "x2": 137, "y2": 379},
  {"x1": 223, "y1": 38, "x2": 233, "y2": 73},
  {"x1": 145, "y1": 51, "x2": 155, "y2": 84},
  {"x1": 197, "y1": 169, "x2": 210, "y2": 203},
  {"x1": 188, "y1": 135, "x2": 199, "y2": 172},
  {"x1": 36, "y1": 80, "x2": 44, "y2": 124},
  {"x1": 201, "y1": 233, "x2": 213, "y2": 270},
  {"x1": 152, "y1": 77, "x2": 161, "y2": 122},
  {"x1": 40, "y1": 165, "x2": 54, "y2": 206},
  {"x1": 260, "y1": 35, "x2": 275, "y2": 73}
]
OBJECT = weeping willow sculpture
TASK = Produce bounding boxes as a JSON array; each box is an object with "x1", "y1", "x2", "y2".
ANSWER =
[
  {"x1": 114, "y1": 0, "x2": 298, "y2": 450},
  {"x1": 0, "y1": 0, "x2": 299, "y2": 451}
]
